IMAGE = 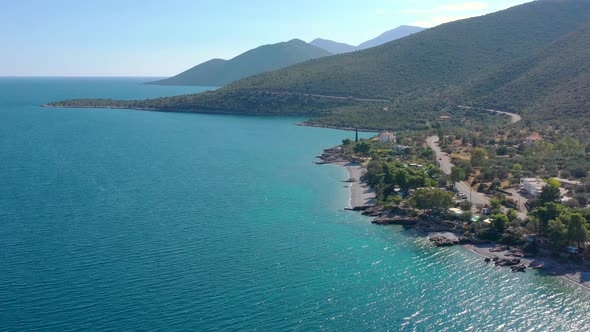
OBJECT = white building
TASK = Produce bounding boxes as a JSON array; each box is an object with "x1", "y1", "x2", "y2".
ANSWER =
[
  {"x1": 393, "y1": 145, "x2": 409, "y2": 154},
  {"x1": 520, "y1": 178, "x2": 545, "y2": 196},
  {"x1": 378, "y1": 131, "x2": 396, "y2": 143}
]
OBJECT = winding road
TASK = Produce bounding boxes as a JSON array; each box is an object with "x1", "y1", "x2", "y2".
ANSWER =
[
  {"x1": 458, "y1": 105, "x2": 522, "y2": 124},
  {"x1": 426, "y1": 136, "x2": 490, "y2": 207},
  {"x1": 426, "y1": 106, "x2": 522, "y2": 207}
]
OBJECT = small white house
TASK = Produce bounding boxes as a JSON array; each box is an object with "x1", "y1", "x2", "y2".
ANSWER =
[
  {"x1": 520, "y1": 178, "x2": 545, "y2": 196},
  {"x1": 393, "y1": 145, "x2": 409, "y2": 154},
  {"x1": 378, "y1": 131, "x2": 396, "y2": 143}
]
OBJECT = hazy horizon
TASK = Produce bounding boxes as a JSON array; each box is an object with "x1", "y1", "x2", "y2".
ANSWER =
[{"x1": 2, "y1": 0, "x2": 529, "y2": 77}]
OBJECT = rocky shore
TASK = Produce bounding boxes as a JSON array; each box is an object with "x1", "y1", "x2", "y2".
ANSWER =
[{"x1": 317, "y1": 144, "x2": 590, "y2": 290}]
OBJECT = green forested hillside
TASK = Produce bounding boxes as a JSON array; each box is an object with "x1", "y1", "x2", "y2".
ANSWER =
[
  {"x1": 48, "y1": 90, "x2": 359, "y2": 117},
  {"x1": 225, "y1": 0, "x2": 590, "y2": 99},
  {"x1": 49, "y1": 0, "x2": 590, "y2": 131},
  {"x1": 149, "y1": 39, "x2": 332, "y2": 87},
  {"x1": 463, "y1": 21, "x2": 590, "y2": 128}
]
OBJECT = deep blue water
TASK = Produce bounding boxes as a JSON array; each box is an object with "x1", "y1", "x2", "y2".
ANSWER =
[{"x1": 2, "y1": 78, "x2": 590, "y2": 331}]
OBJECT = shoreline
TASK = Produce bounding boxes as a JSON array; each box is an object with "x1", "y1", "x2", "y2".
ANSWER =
[
  {"x1": 317, "y1": 144, "x2": 590, "y2": 292},
  {"x1": 463, "y1": 243, "x2": 590, "y2": 291},
  {"x1": 334, "y1": 159, "x2": 590, "y2": 292},
  {"x1": 339, "y1": 162, "x2": 376, "y2": 208}
]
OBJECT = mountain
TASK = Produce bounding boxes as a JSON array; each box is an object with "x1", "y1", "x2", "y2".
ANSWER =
[
  {"x1": 356, "y1": 25, "x2": 425, "y2": 50},
  {"x1": 150, "y1": 39, "x2": 332, "y2": 86},
  {"x1": 465, "y1": 20, "x2": 590, "y2": 127},
  {"x1": 310, "y1": 25, "x2": 425, "y2": 54},
  {"x1": 50, "y1": 0, "x2": 590, "y2": 130},
  {"x1": 310, "y1": 38, "x2": 356, "y2": 54},
  {"x1": 222, "y1": 0, "x2": 590, "y2": 99}
]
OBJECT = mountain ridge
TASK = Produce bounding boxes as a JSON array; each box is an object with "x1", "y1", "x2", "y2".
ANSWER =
[
  {"x1": 309, "y1": 25, "x2": 425, "y2": 54},
  {"x1": 309, "y1": 38, "x2": 356, "y2": 54},
  {"x1": 150, "y1": 39, "x2": 332, "y2": 86},
  {"x1": 356, "y1": 25, "x2": 425, "y2": 50},
  {"x1": 49, "y1": 0, "x2": 590, "y2": 131}
]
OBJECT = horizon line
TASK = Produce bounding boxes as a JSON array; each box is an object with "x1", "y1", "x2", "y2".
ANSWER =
[{"x1": 0, "y1": 76, "x2": 168, "y2": 78}]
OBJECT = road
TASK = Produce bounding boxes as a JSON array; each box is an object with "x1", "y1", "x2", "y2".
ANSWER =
[
  {"x1": 426, "y1": 135, "x2": 490, "y2": 207},
  {"x1": 262, "y1": 91, "x2": 390, "y2": 103},
  {"x1": 426, "y1": 136, "x2": 452, "y2": 175},
  {"x1": 505, "y1": 188, "x2": 529, "y2": 220},
  {"x1": 457, "y1": 105, "x2": 522, "y2": 124}
]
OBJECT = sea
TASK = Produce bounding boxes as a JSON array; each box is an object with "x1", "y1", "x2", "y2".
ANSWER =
[{"x1": 1, "y1": 77, "x2": 590, "y2": 331}]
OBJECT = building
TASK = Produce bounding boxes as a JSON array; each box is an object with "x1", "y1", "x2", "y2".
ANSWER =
[
  {"x1": 378, "y1": 131, "x2": 396, "y2": 143},
  {"x1": 393, "y1": 145, "x2": 409, "y2": 154},
  {"x1": 520, "y1": 178, "x2": 545, "y2": 196},
  {"x1": 438, "y1": 115, "x2": 451, "y2": 121},
  {"x1": 523, "y1": 133, "x2": 542, "y2": 145}
]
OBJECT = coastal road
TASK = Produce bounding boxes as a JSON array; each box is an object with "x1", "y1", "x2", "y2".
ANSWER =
[
  {"x1": 455, "y1": 181, "x2": 489, "y2": 207},
  {"x1": 457, "y1": 105, "x2": 522, "y2": 124},
  {"x1": 426, "y1": 136, "x2": 452, "y2": 175},
  {"x1": 427, "y1": 135, "x2": 490, "y2": 207},
  {"x1": 261, "y1": 91, "x2": 390, "y2": 103},
  {"x1": 505, "y1": 188, "x2": 529, "y2": 220}
]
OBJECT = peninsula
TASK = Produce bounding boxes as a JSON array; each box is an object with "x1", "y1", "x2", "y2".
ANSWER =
[{"x1": 45, "y1": 0, "x2": 590, "y2": 288}]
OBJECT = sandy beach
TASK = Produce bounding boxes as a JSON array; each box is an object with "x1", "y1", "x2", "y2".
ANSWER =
[{"x1": 341, "y1": 162, "x2": 375, "y2": 208}]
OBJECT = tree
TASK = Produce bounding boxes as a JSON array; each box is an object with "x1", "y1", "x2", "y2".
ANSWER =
[
  {"x1": 460, "y1": 200, "x2": 473, "y2": 211},
  {"x1": 547, "y1": 219, "x2": 568, "y2": 248},
  {"x1": 492, "y1": 213, "x2": 509, "y2": 234},
  {"x1": 411, "y1": 188, "x2": 454, "y2": 213},
  {"x1": 565, "y1": 213, "x2": 588, "y2": 247},
  {"x1": 490, "y1": 198, "x2": 502, "y2": 214},
  {"x1": 531, "y1": 202, "x2": 565, "y2": 235},
  {"x1": 575, "y1": 194, "x2": 588, "y2": 206},
  {"x1": 539, "y1": 184, "x2": 561, "y2": 204},
  {"x1": 386, "y1": 195, "x2": 403, "y2": 207},
  {"x1": 450, "y1": 167, "x2": 467, "y2": 184},
  {"x1": 512, "y1": 163, "x2": 523, "y2": 180},
  {"x1": 490, "y1": 178, "x2": 502, "y2": 191},
  {"x1": 353, "y1": 141, "x2": 371, "y2": 155},
  {"x1": 545, "y1": 178, "x2": 561, "y2": 188},
  {"x1": 342, "y1": 138, "x2": 352, "y2": 145},
  {"x1": 572, "y1": 167, "x2": 587, "y2": 179},
  {"x1": 470, "y1": 148, "x2": 488, "y2": 167},
  {"x1": 477, "y1": 183, "x2": 489, "y2": 193},
  {"x1": 507, "y1": 208, "x2": 519, "y2": 222}
]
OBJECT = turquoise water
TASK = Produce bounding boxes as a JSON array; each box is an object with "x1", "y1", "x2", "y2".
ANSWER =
[{"x1": 1, "y1": 78, "x2": 590, "y2": 331}]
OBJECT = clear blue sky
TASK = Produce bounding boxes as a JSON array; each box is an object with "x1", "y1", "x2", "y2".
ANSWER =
[{"x1": 1, "y1": 0, "x2": 530, "y2": 76}]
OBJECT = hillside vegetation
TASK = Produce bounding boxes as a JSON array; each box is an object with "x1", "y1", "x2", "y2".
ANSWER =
[
  {"x1": 150, "y1": 39, "x2": 332, "y2": 86},
  {"x1": 464, "y1": 21, "x2": 590, "y2": 129},
  {"x1": 49, "y1": 0, "x2": 590, "y2": 131},
  {"x1": 224, "y1": 0, "x2": 590, "y2": 99},
  {"x1": 355, "y1": 25, "x2": 424, "y2": 50}
]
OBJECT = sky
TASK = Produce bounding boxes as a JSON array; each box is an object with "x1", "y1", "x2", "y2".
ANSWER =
[{"x1": 1, "y1": 0, "x2": 531, "y2": 77}]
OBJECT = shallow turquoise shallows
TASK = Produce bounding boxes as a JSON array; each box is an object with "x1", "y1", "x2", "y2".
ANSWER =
[{"x1": 2, "y1": 78, "x2": 590, "y2": 331}]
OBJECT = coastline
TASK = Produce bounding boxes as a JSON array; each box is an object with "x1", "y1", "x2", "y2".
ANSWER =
[
  {"x1": 340, "y1": 162, "x2": 376, "y2": 208},
  {"x1": 318, "y1": 144, "x2": 590, "y2": 292},
  {"x1": 464, "y1": 243, "x2": 590, "y2": 291}
]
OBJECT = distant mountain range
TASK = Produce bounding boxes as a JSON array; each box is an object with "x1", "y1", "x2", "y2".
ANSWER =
[
  {"x1": 152, "y1": 25, "x2": 425, "y2": 87},
  {"x1": 308, "y1": 39, "x2": 356, "y2": 54},
  {"x1": 150, "y1": 39, "x2": 332, "y2": 86},
  {"x1": 310, "y1": 25, "x2": 425, "y2": 54},
  {"x1": 50, "y1": 0, "x2": 590, "y2": 131}
]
